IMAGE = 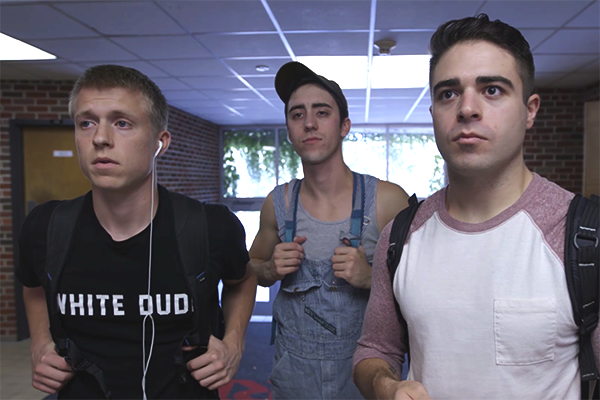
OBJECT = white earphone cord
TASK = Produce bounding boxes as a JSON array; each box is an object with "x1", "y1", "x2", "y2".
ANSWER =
[{"x1": 142, "y1": 149, "x2": 158, "y2": 400}]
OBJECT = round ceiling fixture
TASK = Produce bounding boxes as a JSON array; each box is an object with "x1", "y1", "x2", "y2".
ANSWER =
[
  {"x1": 374, "y1": 39, "x2": 397, "y2": 56},
  {"x1": 255, "y1": 65, "x2": 270, "y2": 72}
]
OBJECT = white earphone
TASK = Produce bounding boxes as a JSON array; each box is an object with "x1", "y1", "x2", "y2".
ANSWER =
[
  {"x1": 143, "y1": 139, "x2": 162, "y2": 399},
  {"x1": 154, "y1": 141, "x2": 163, "y2": 158}
]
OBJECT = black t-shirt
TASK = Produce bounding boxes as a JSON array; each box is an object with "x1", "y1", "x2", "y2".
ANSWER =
[{"x1": 17, "y1": 186, "x2": 250, "y2": 399}]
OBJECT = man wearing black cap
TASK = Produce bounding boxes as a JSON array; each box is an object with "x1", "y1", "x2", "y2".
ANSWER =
[{"x1": 249, "y1": 62, "x2": 409, "y2": 399}]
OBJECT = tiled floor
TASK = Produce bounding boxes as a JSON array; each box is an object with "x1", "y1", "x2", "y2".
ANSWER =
[{"x1": 1, "y1": 339, "x2": 46, "y2": 400}]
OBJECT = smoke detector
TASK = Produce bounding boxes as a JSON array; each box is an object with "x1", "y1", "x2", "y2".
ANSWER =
[{"x1": 374, "y1": 39, "x2": 397, "y2": 56}]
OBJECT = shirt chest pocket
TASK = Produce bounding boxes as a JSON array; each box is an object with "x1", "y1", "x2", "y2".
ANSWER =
[{"x1": 494, "y1": 298, "x2": 557, "y2": 365}]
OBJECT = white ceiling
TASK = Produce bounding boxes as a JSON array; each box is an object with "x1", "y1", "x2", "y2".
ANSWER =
[{"x1": 1, "y1": 0, "x2": 598, "y2": 126}]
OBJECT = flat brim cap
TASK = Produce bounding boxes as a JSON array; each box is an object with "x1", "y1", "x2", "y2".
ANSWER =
[{"x1": 275, "y1": 61, "x2": 348, "y2": 120}]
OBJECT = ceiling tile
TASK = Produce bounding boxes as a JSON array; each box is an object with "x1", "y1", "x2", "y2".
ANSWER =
[
  {"x1": 158, "y1": 1, "x2": 275, "y2": 33},
  {"x1": 579, "y1": 58, "x2": 599, "y2": 72},
  {"x1": 112, "y1": 36, "x2": 211, "y2": 60},
  {"x1": 151, "y1": 58, "x2": 230, "y2": 77},
  {"x1": 181, "y1": 76, "x2": 246, "y2": 90},
  {"x1": 55, "y1": 2, "x2": 185, "y2": 35},
  {"x1": 171, "y1": 99, "x2": 224, "y2": 108},
  {"x1": 566, "y1": 1, "x2": 600, "y2": 28},
  {"x1": 242, "y1": 76, "x2": 276, "y2": 90},
  {"x1": 520, "y1": 29, "x2": 556, "y2": 49},
  {"x1": 376, "y1": 1, "x2": 482, "y2": 30},
  {"x1": 271, "y1": 1, "x2": 371, "y2": 31},
  {"x1": 151, "y1": 77, "x2": 191, "y2": 91},
  {"x1": 287, "y1": 32, "x2": 369, "y2": 56},
  {"x1": 29, "y1": 38, "x2": 138, "y2": 62},
  {"x1": 535, "y1": 29, "x2": 600, "y2": 54},
  {"x1": 162, "y1": 90, "x2": 209, "y2": 101},
  {"x1": 197, "y1": 34, "x2": 288, "y2": 58},
  {"x1": 201, "y1": 88, "x2": 258, "y2": 100},
  {"x1": 343, "y1": 89, "x2": 368, "y2": 99},
  {"x1": 80, "y1": 61, "x2": 169, "y2": 78},
  {"x1": 534, "y1": 54, "x2": 598, "y2": 72},
  {"x1": 0, "y1": 4, "x2": 98, "y2": 40},
  {"x1": 479, "y1": 1, "x2": 590, "y2": 28},
  {"x1": 348, "y1": 99, "x2": 367, "y2": 108},
  {"x1": 258, "y1": 89, "x2": 281, "y2": 102},
  {"x1": 225, "y1": 58, "x2": 292, "y2": 75}
]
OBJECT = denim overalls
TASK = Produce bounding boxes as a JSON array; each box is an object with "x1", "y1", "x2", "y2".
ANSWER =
[{"x1": 270, "y1": 172, "x2": 378, "y2": 399}]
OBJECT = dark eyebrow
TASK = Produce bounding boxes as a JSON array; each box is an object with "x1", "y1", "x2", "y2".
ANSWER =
[
  {"x1": 432, "y1": 78, "x2": 460, "y2": 94},
  {"x1": 288, "y1": 104, "x2": 306, "y2": 115},
  {"x1": 287, "y1": 103, "x2": 333, "y2": 115},
  {"x1": 476, "y1": 75, "x2": 514, "y2": 89},
  {"x1": 311, "y1": 103, "x2": 333, "y2": 109},
  {"x1": 76, "y1": 109, "x2": 137, "y2": 121}
]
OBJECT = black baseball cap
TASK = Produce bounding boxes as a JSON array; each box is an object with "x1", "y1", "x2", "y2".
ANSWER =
[{"x1": 275, "y1": 61, "x2": 349, "y2": 121}]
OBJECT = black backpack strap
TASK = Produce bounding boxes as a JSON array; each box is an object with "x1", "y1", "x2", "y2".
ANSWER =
[
  {"x1": 387, "y1": 194, "x2": 422, "y2": 279},
  {"x1": 46, "y1": 195, "x2": 112, "y2": 399},
  {"x1": 169, "y1": 191, "x2": 211, "y2": 384},
  {"x1": 564, "y1": 194, "x2": 600, "y2": 398},
  {"x1": 386, "y1": 194, "x2": 422, "y2": 370}
]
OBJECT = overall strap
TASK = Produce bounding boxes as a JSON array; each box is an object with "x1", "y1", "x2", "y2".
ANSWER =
[
  {"x1": 348, "y1": 172, "x2": 365, "y2": 248},
  {"x1": 169, "y1": 191, "x2": 211, "y2": 384},
  {"x1": 564, "y1": 194, "x2": 600, "y2": 399},
  {"x1": 47, "y1": 195, "x2": 112, "y2": 399},
  {"x1": 284, "y1": 179, "x2": 303, "y2": 243}
]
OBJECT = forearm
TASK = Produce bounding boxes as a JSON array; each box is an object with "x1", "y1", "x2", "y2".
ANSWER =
[
  {"x1": 220, "y1": 266, "x2": 257, "y2": 350},
  {"x1": 354, "y1": 358, "x2": 401, "y2": 399},
  {"x1": 250, "y1": 258, "x2": 278, "y2": 287},
  {"x1": 23, "y1": 286, "x2": 53, "y2": 350}
]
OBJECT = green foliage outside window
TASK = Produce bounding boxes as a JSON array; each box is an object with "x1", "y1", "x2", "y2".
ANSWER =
[
  {"x1": 222, "y1": 129, "x2": 300, "y2": 197},
  {"x1": 388, "y1": 134, "x2": 444, "y2": 193},
  {"x1": 223, "y1": 129, "x2": 443, "y2": 198}
]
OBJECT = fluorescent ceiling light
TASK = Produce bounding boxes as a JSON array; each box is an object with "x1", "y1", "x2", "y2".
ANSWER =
[
  {"x1": 0, "y1": 33, "x2": 56, "y2": 61},
  {"x1": 296, "y1": 56, "x2": 368, "y2": 89},
  {"x1": 371, "y1": 55, "x2": 431, "y2": 89},
  {"x1": 296, "y1": 55, "x2": 430, "y2": 90}
]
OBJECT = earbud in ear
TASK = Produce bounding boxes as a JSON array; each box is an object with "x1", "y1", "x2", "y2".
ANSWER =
[{"x1": 154, "y1": 141, "x2": 163, "y2": 158}]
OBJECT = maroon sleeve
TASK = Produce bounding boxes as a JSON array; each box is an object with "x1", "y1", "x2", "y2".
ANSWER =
[{"x1": 353, "y1": 221, "x2": 409, "y2": 378}]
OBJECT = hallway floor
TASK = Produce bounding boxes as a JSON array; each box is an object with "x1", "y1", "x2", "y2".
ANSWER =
[
  {"x1": 0, "y1": 322, "x2": 275, "y2": 400},
  {"x1": 1, "y1": 339, "x2": 46, "y2": 400}
]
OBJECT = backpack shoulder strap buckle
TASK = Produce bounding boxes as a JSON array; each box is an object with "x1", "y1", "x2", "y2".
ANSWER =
[{"x1": 580, "y1": 313, "x2": 599, "y2": 336}]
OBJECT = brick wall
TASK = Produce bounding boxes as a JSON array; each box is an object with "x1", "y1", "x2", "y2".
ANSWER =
[
  {"x1": 524, "y1": 82, "x2": 600, "y2": 194},
  {"x1": 0, "y1": 80, "x2": 221, "y2": 339},
  {"x1": 159, "y1": 107, "x2": 220, "y2": 201}
]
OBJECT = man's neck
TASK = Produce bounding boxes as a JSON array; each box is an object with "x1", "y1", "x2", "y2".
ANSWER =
[
  {"x1": 91, "y1": 179, "x2": 158, "y2": 241},
  {"x1": 301, "y1": 156, "x2": 353, "y2": 201},
  {"x1": 445, "y1": 161, "x2": 533, "y2": 224}
]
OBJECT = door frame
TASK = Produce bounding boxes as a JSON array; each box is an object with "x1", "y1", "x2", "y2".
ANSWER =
[{"x1": 10, "y1": 119, "x2": 74, "y2": 341}]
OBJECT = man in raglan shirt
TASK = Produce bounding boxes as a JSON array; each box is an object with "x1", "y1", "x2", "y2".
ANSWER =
[
  {"x1": 353, "y1": 14, "x2": 600, "y2": 400},
  {"x1": 16, "y1": 65, "x2": 256, "y2": 399},
  {"x1": 249, "y1": 61, "x2": 409, "y2": 399}
]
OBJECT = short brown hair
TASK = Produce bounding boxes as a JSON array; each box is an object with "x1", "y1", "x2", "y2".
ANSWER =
[
  {"x1": 429, "y1": 14, "x2": 535, "y2": 103},
  {"x1": 69, "y1": 65, "x2": 168, "y2": 134}
]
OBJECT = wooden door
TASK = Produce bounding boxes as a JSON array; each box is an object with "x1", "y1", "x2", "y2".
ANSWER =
[{"x1": 23, "y1": 126, "x2": 90, "y2": 213}]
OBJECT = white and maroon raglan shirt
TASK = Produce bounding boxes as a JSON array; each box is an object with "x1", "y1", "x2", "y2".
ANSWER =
[{"x1": 354, "y1": 173, "x2": 600, "y2": 399}]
